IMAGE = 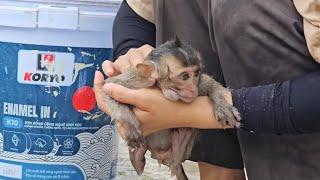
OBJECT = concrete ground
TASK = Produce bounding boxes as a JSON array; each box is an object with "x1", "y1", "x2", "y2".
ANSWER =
[{"x1": 116, "y1": 139, "x2": 200, "y2": 180}]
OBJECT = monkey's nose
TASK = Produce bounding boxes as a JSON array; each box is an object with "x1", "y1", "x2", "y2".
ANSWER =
[{"x1": 188, "y1": 88, "x2": 198, "y2": 97}]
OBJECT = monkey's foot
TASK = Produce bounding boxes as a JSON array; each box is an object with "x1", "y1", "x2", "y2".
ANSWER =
[
  {"x1": 126, "y1": 131, "x2": 144, "y2": 148},
  {"x1": 129, "y1": 144, "x2": 147, "y2": 175},
  {"x1": 147, "y1": 128, "x2": 194, "y2": 180},
  {"x1": 170, "y1": 128, "x2": 194, "y2": 179},
  {"x1": 214, "y1": 104, "x2": 241, "y2": 128},
  {"x1": 122, "y1": 123, "x2": 144, "y2": 148}
]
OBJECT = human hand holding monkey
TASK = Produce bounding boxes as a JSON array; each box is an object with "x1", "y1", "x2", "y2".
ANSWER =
[
  {"x1": 95, "y1": 44, "x2": 155, "y2": 137},
  {"x1": 94, "y1": 39, "x2": 240, "y2": 180},
  {"x1": 96, "y1": 43, "x2": 233, "y2": 136},
  {"x1": 101, "y1": 83, "x2": 229, "y2": 136},
  {"x1": 95, "y1": 73, "x2": 232, "y2": 136},
  {"x1": 94, "y1": 73, "x2": 185, "y2": 136},
  {"x1": 95, "y1": 71, "x2": 228, "y2": 138}
]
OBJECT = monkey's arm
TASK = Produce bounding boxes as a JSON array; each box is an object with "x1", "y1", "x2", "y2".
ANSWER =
[
  {"x1": 104, "y1": 72, "x2": 150, "y2": 148},
  {"x1": 105, "y1": 95, "x2": 144, "y2": 148},
  {"x1": 199, "y1": 74, "x2": 241, "y2": 127}
]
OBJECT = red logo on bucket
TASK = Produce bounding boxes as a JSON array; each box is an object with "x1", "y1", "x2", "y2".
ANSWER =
[
  {"x1": 38, "y1": 53, "x2": 55, "y2": 71},
  {"x1": 44, "y1": 54, "x2": 54, "y2": 62},
  {"x1": 72, "y1": 86, "x2": 97, "y2": 112}
]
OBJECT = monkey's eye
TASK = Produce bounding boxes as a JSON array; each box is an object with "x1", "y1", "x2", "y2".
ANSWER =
[{"x1": 180, "y1": 72, "x2": 190, "y2": 80}]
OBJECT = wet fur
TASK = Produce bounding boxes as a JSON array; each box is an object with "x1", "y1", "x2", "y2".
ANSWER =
[{"x1": 105, "y1": 39, "x2": 241, "y2": 180}]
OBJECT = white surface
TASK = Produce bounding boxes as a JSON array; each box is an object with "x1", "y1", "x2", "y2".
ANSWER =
[
  {"x1": 0, "y1": 6, "x2": 37, "y2": 28},
  {"x1": 38, "y1": 5, "x2": 79, "y2": 30},
  {"x1": 0, "y1": 162, "x2": 22, "y2": 179},
  {"x1": 0, "y1": 0, "x2": 120, "y2": 48},
  {"x1": 12, "y1": 0, "x2": 122, "y2": 6},
  {"x1": 79, "y1": 11, "x2": 117, "y2": 31}
]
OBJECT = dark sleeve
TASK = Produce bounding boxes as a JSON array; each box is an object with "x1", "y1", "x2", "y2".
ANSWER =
[
  {"x1": 232, "y1": 70, "x2": 320, "y2": 135},
  {"x1": 112, "y1": 0, "x2": 156, "y2": 60}
]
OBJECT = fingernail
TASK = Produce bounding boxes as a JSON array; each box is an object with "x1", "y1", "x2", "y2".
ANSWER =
[{"x1": 95, "y1": 71, "x2": 99, "y2": 76}]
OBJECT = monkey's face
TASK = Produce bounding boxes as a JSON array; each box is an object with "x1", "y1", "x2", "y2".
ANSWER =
[
  {"x1": 138, "y1": 37, "x2": 203, "y2": 103},
  {"x1": 159, "y1": 60, "x2": 200, "y2": 103}
]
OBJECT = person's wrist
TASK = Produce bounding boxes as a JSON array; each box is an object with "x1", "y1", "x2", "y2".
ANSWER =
[
  {"x1": 183, "y1": 96, "x2": 229, "y2": 129},
  {"x1": 176, "y1": 97, "x2": 216, "y2": 129},
  {"x1": 163, "y1": 91, "x2": 234, "y2": 130},
  {"x1": 174, "y1": 102, "x2": 193, "y2": 128}
]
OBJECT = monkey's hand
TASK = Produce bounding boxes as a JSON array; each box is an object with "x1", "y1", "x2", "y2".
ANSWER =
[
  {"x1": 212, "y1": 93, "x2": 241, "y2": 128},
  {"x1": 199, "y1": 74, "x2": 241, "y2": 128}
]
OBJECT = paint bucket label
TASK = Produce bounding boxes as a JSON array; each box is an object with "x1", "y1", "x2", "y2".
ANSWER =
[{"x1": 0, "y1": 41, "x2": 118, "y2": 180}]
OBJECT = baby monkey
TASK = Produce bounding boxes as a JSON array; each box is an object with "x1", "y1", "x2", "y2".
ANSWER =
[{"x1": 105, "y1": 38, "x2": 241, "y2": 180}]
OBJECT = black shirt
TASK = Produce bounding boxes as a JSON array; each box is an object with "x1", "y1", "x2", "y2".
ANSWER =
[{"x1": 113, "y1": 0, "x2": 320, "y2": 135}]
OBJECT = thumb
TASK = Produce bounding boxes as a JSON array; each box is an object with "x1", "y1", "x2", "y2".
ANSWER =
[
  {"x1": 93, "y1": 71, "x2": 109, "y2": 113},
  {"x1": 103, "y1": 83, "x2": 143, "y2": 107},
  {"x1": 102, "y1": 60, "x2": 121, "y2": 77},
  {"x1": 94, "y1": 71, "x2": 105, "y2": 88}
]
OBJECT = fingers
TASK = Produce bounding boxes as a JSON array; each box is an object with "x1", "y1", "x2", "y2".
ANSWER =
[
  {"x1": 101, "y1": 51, "x2": 144, "y2": 77},
  {"x1": 132, "y1": 108, "x2": 149, "y2": 121},
  {"x1": 93, "y1": 71, "x2": 104, "y2": 89},
  {"x1": 93, "y1": 71, "x2": 110, "y2": 114},
  {"x1": 101, "y1": 45, "x2": 154, "y2": 78},
  {"x1": 103, "y1": 83, "x2": 146, "y2": 108},
  {"x1": 132, "y1": 108, "x2": 163, "y2": 136},
  {"x1": 139, "y1": 44, "x2": 154, "y2": 57},
  {"x1": 115, "y1": 49, "x2": 145, "y2": 70},
  {"x1": 106, "y1": 45, "x2": 154, "y2": 76},
  {"x1": 128, "y1": 51, "x2": 144, "y2": 66},
  {"x1": 102, "y1": 61, "x2": 121, "y2": 77}
]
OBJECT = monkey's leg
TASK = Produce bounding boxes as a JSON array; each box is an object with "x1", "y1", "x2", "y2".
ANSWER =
[
  {"x1": 147, "y1": 130, "x2": 172, "y2": 159},
  {"x1": 170, "y1": 128, "x2": 196, "y2": 179},
  {"x1": 199, "y1": 74, "x2": 241, "y2": 127},
  {"x1": 106, "y1": 97, "x2": 144, "y2": 148},
  {"x1": 129, "y1": 144, "x2": 148, "y2": 175}
]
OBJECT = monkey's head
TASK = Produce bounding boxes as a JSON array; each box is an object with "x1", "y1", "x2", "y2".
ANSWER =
[{"x1": 136, "y1": 38, "x2": 202, "y2": 103}]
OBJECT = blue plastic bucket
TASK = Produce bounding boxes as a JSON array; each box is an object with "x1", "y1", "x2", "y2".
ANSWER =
[{"x1": 0, "y1": 0, "x2": 120, "y2": 179}]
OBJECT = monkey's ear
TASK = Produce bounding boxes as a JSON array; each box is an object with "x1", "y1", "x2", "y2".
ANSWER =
[
  {"x1": 136, "y1": 62, "x2": 156, "y2": 78},
  {"x1": 174, "y1": 35, "x2": 182, "y2": 47}
]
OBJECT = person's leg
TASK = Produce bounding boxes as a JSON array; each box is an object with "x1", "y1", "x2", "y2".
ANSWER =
[
  {"x1": 189, "y1": 129, "x2": 244, "y2": 180},
  {"x1": 198, "y1": 162, "x2": 245, "y2": 180}
]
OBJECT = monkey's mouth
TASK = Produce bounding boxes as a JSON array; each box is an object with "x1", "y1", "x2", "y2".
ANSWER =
[
  {"x1": 169, "y1": 88, "x2": 196, "y2": 103},
  {"x1": 163, "y1": 89, "x2": 180, "y2": 101},
  {"x1": 179, "y1": 96, "x2": 194, "y2": 103}
]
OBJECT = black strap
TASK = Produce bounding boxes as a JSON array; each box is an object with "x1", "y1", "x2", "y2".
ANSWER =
[{"x1": 112, "y1": 0, "x2": 156, "y2": 60}]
